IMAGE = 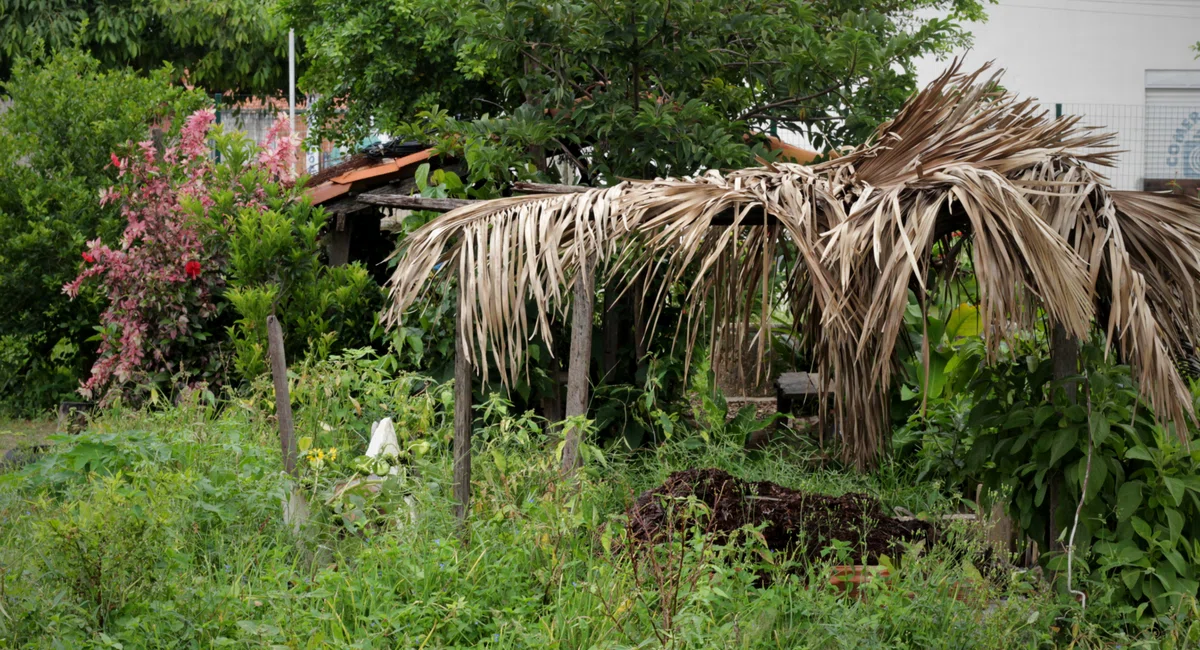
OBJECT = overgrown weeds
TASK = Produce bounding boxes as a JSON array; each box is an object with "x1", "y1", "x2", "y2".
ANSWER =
[{"x1": 0, "y1": 356, "x2": 1100, "y2": 648}]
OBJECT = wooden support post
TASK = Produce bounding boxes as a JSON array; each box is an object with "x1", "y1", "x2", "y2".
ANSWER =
[
  {"x1": 601, "y1": 279, "x2": 620, "y2": 382},
  {"x1": 328, "y1": 221, "x2": 352, "y2": 267},
  {"x1": 633, "y1": 274, "x2": 648, "y2": 376},
  {"x1": 1047, "y1": 321, "x2": 1080, "y2": 554},
  {"x1": 561, "y1": 258, "x2": 595, "y2": 475},
  {"x1": 453, "y1": 300, "x2": 473, "y2": 522},
  {"x1": 267, "y1": 315, "x2": 298, "y2": 476}
]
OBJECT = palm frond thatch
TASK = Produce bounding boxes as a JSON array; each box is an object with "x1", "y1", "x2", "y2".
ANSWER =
[{"x1": 385, "y1": 61, "x2": 1200, "y2": 469}]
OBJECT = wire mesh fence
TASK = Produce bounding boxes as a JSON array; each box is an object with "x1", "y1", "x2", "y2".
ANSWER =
[{"x1": 1049, "y1": 103, "x2": 1145, "y2": 191}]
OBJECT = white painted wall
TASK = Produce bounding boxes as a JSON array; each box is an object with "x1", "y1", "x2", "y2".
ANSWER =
[
  {"x1": 916, "y1": 0, "x2": 1200, "y2": 105},
  {"x1": 914, "y1": 0, "x2": 1200, "y2": 189}
]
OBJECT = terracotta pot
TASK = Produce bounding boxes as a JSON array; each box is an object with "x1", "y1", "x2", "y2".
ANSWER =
[{"x1": 829, "y1": 565, "x2": 891, "y2": 600}]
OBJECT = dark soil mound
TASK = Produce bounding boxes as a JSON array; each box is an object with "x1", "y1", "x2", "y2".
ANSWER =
[{"x1": 626, "y1": 468, "x2": 933, "y2": 564}]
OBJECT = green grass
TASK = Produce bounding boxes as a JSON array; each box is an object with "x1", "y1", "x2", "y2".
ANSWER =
[
  {"x1": 0, "y1": 416, "x2": 56, "y2": 456},
  {"x1": 0, "y1": 394, "x2": 1160, "y2": 649}
]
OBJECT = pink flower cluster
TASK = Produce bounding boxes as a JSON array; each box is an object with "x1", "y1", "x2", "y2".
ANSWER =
[{"x1": 65, "y1": 110, "x2": 297, "y2": 402}]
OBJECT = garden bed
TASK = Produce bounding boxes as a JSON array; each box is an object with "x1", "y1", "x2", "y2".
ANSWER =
[{"x1": 625, "y1": 468, "x2": 933, "y2": 564}]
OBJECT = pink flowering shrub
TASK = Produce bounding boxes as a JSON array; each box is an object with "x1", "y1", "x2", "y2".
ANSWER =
[{"x1": 64, "y1": 110, "x2": 300, "y2": 403}]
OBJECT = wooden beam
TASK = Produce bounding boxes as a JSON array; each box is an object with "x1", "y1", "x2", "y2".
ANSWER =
[
  {"x1": 512, "y1": 181, "x2": 590, "y2": 194},
  {"x1": 358, "y1": 183, "x2": 783, "y2": 227},
  {"x1": 560, "y1": 257, "x2": 595, "y2": 475},
  {"x1": 356, "y1": 193, "x2": 473, "y2": 212},
  {"x1": 267, "y1": 315, "x2": 298, "y2": 476},
  {"x1": 453, "y1": 299, "x2": 473, "y2": 522}
]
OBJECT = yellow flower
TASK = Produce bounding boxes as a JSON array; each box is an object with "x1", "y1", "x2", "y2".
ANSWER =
[{"x1": 329, "y1": 447, "x2": 338, "y2": 461}]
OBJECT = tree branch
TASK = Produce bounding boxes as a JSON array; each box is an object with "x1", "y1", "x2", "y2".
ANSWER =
[{"x1": 736, "y1": 84, "x2": 844, "y2": 122}]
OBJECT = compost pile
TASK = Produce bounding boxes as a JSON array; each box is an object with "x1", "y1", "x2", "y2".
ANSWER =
[{"x1": 625, "y1": 469, "x2": 933, "y2": 563}]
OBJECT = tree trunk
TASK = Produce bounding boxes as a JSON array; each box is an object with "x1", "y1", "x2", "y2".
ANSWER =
[
  {"x1": 561, "y1": 258, "x2": 595, "y2": 475},
  {"x1": 267, "y1": 315, "x2": 297, "y2": 476},
  {"x1": 453, "y1": 303, "x2": 473, "y2": 522}
]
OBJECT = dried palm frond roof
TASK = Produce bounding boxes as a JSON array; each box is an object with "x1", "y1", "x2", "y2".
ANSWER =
[{"x1": 385, "y1": 62, "x2": 1200, "y2": 469}]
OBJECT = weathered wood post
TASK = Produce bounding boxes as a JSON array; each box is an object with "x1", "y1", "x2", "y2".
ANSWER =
[
  {"x1": 267, "y1": 315, "x2": 298, "y2": 476},
  {"x1": 453, "y1": 295, "x2": 474, "y2": 522},
  {"x1": 1047, "y1": 322, "x2": 1080, "y2": 555},
  {"x1": 561, "y1": 258, "x2": 595, "y2": 474}
]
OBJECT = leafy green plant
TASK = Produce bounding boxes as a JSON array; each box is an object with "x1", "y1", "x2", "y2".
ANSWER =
[
  {"x1": 34, "y1": 475, "x2": 183, "y2": 629},
  {"x1": 906, "y1": 336, "x2": 1200, "y2": 626},
  {"x1": 285, "y1": 0, "x2": 989, "y2": 181},
  {"x1": 224, "y1": 197, "x2": 382, "y2": 383},
  {"x1": 0, "y1": 0, "x2": 290, "y2": 96}
]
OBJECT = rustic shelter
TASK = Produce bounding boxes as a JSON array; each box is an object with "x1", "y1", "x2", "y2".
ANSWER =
[{"x1": 383, "y1": 64, "x2": 1200, "y2": 516}]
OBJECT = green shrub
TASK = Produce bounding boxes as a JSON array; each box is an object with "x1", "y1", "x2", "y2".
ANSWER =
[
  {"x1": 34, "y1": 475, "x2": 184, "y2": 629},
  {"x1": 0, "y1": 389, "x2": 1073, "y2": 649},
  {"x1": 897, "y1": 336, "x2": 1200, "y2": 633},
  {"x1": 224, "y1": 199, "x2": 382, "y2": 384}
]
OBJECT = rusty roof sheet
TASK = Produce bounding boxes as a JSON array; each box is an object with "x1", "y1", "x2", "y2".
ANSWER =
[{"x1": 306, "y1": 149, "x2": 432, "y2": 205}]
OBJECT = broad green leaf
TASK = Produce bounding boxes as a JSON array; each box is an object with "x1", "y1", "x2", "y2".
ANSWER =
[
  {"x1": 1131, "y1": 516, "x2": 1154, "y2": 542},
  {"x1": 944, "y1": 303, "x2": 981, "y2": 340},
  {"x1": 1084, "y1": 454, "x2": 1108, "y2": 501},
  {"x1": 1050, "y1": 428, "x2": 1078, "y2": 466},
  {"x1": 1164, "y1": 477, "x2": 1186, "y2": 507},
  {"x1": 1122, "y1": 567, "x2": 1142, "y2": 590},
  {"x1": 1089, "y1": 417, "x2": 1111, "y2": 447},
  {"x1": 1117, "y1": 482, "x2": 1143, "y2": 522},
  {"x1": 1125, "y1": 445, "x2": 1154, "y2": 461},
  {"x1": 1033, "y1": 404, "x2": 1057, "y2": 428},
  {"x1": 1164, "y1": 548, "x2": 1189, "y2": 577}
]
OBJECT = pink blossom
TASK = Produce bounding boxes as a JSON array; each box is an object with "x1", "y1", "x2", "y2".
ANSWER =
[{"x1": 64, "y1": 108, "x2": 291, "y2": 404}]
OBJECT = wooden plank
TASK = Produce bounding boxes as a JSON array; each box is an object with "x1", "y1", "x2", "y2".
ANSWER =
[
  {"x1": 267, "y1": 315, "x2": 298, "y2": 476},
  {"x1": 356, "y1": 193, "x2": 473, "y2": 212},
  {"x1": 560, "y1": 257, "x2": 595, "y2": 475},
  {"x1": 775, "y1": 372, "x2": 826, "y2": 417},
  {"x1": 776, "y1": 372, "x2": 823, "y2": 396},
  {"x1": 453, "y1": 301, "x2": 473, "y2": 522}
]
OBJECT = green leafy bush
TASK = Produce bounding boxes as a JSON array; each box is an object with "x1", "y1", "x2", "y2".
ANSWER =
[
  {"x1": 224, "y1": 198, "x2": 381, "y2": 383},
  {"x1": 897, "y1": 335, "x2": 1200, "y2": 630}
]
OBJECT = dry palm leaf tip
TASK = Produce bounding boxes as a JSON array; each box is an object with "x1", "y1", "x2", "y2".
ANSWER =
[{"x1": 384, "y1": 62, "x2": 1200, "y2": 470}]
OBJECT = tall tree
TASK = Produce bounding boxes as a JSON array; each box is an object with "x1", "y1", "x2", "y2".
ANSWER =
[
  {"x1": 283, "y1": 0, "x2": 990, "y2": 181},
  {"x1": 0, "y1": 0, "x2": 288, "y2": 95}
]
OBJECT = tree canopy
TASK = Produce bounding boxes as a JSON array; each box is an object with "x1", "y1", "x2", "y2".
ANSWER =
[
  {"x1": 0, "y1": 0, "x2": 289, "y2": 96},
  {"x1": 283, "y1": 0, "x2": 990, "y2": 181}
]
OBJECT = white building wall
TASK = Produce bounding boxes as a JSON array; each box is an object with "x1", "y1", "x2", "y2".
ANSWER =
[{"x1": 914, "y1": 0, "x2": 1200, "y2": 189}]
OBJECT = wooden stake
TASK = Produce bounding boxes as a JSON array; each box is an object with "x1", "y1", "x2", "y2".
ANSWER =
[
  {"x1": 561, "y1": 258, "x2": 595, "y2": 474},
  {"x1": 267, "y1": 315, "x2": 298, "y2": 476},
  {"x1": 453, "y1": 300, "x2": 473, "y2": 521}
]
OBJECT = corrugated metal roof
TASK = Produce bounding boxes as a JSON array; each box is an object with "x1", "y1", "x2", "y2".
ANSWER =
[{"x1": 306, "y1": 149, "x2": 432, "y2": 205}]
